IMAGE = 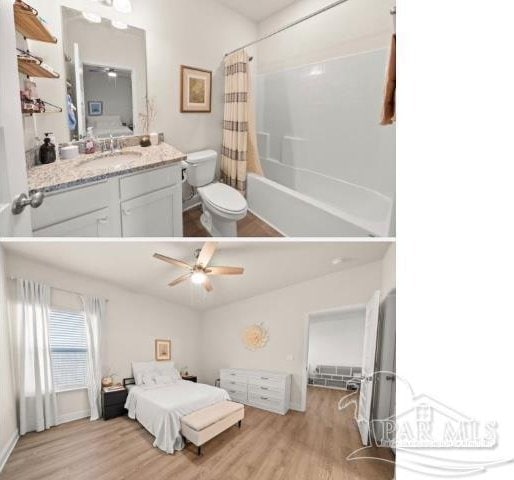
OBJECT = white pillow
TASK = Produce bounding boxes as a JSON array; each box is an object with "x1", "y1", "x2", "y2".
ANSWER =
[
  {"x1": 142, "y1": 373, "x2": 156, "y2": 386},
  {"x1": 132, "y1": 361, "x2": 175, "y2": 385}
]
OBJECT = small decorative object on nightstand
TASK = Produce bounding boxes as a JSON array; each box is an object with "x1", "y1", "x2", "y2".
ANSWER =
[
  {"x1": 102, "y1": 386, "x2": 128, "y2": 420},
  {"x1": 182, "y1": 375, "x2": 197, "y2": 383}
]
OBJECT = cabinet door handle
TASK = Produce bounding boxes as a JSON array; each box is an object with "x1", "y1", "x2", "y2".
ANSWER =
[
  {"x1": 122, "y1": 209, "x2": 132, "y2": 216},
  {"x1": 260, "y1": 396, "x2": 269, "y2": 400},
  {"x1": 261, "y1": 387, "x2": 269, "y2": 390},
  {"x1": 98, "y1": 217, "x2": 109, "y2": 225},
  {"x1": 261, "y1": 377, "x2": 269, "y2": 380}
]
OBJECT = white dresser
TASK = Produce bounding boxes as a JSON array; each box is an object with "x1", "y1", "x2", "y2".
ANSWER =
[{"x1": 220, "y1": 368, "x2": 291, "y2": 415}]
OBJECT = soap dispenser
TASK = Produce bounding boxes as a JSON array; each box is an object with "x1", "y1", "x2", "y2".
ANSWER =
[{"x1": 39, "y1": 133, "x2": 56, "y2": 165}]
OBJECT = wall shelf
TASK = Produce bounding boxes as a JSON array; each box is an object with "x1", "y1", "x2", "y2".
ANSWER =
[
  {"x1": 14, "y1": 1, "x2": 57, "y2": 44},
  {"x1": 18, "y1": 56, "x2": 60, "y2": 79}
]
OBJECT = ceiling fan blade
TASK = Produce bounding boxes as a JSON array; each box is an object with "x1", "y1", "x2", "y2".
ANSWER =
[
  {"x1": 197, "y1": 242, "x2": 218, "y2": 268},
  {"x1": 206, "y1": 266, "x2": 244, "y2": 276},
  {"x1": 153, "y1": 253, "x2": 192, "y2": 270},
  {"x1": 168, "y1": 273, "x2": 192, "y2": 287},
  {"x1": 203, "y1": 277, "x2": 214, "y2": 293}
]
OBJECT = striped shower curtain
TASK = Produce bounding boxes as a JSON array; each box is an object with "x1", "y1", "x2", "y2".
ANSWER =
[{"x1": 221, "y1": 50, "x2": 262, "y2": 195}]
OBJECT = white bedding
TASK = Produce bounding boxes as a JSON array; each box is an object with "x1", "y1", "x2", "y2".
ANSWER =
[{"x1": 125, "y1": 380, "x2": 229, "y2": 454}]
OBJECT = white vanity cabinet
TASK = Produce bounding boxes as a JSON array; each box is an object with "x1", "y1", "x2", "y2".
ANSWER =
[
  {"x1": 220, "y1": 368, "x2": 291, "y2": 415},
  {"x1": 32, "y1": 164, "x2": 183, "y2": 237}
]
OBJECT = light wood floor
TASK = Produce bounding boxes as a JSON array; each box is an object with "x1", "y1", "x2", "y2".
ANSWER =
[
  {"x1": 1, "y1": 387, "x2": 394, "y2": 480},
  {"x1": 183, "y1": 206, "x2": 282, "y2": 238}
]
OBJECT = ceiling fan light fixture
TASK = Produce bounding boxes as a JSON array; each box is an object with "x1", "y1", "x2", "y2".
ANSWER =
[{"x1": 191, "y1": 271, "x2": 207, "y2": 285}]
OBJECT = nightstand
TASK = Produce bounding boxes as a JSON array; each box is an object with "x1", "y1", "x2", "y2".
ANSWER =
[
  {"x1": 102, "y1": 388, "x2": 128, "y2": 420},
  {"x1": 182, "y1": 375, "x2": 197, "y2": 383}
]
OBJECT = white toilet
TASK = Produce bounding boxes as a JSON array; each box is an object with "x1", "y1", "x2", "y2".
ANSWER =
[{"x1": 185, "y1": 150, "x2": 248, "y2": 237}]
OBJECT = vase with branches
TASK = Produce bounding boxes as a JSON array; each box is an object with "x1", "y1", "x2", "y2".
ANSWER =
[{"x1": 139, "y1": 96, "x2": 157, "y2": 147}]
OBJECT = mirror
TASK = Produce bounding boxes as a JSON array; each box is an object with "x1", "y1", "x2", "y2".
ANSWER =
[{"x1": 62, "y1": 6, "x2": 147, "y2": 140}]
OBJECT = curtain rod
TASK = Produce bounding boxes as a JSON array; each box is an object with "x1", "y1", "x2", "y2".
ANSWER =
[
  {"x1": 9, "y1": 277, "x2": 109, "y2": 303},
  {"x1": 224, "y1": 0, "x2": 351, "y2": 57}
]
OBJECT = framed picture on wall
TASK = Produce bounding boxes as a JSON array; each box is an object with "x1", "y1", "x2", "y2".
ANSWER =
[
  {"x1": 180, "y1": 65, "x2": 212, "y2": 113},
  {"x1": 88, "y1": 101, "x2": 103, "y2": 116},
  {"x1": 155, "y1": 339, "x2": 172, "y2": 361}
]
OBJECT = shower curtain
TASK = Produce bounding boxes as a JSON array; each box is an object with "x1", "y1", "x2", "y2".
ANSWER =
[{"x1": 221, "y1": 50, "x2": 262, "y2": 195}]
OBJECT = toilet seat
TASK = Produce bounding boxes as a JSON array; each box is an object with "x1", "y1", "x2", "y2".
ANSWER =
[{"x1": 198, "y1": 183, "x2": 247, "y2": 216}]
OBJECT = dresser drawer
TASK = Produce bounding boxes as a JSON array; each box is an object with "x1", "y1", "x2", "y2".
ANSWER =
[
  {"x1": 103, "y1": 390, "x2": 128, "y2": 407},
  {"x1": 248, "y1": 392, "x2": 285, "y2": 412},
  {"x1": 32, "y1": 181, "x2": 111, "y2": 230},
  {"x1": 120, "y1": 165, "x2": 181, "y2": 200},
  {"x1": 225, "y1": 389, "x2": 247, "y2": 404},
  {"x1": 220, "y1": 369, "x2": 248, "y2": 383},
  {"x1": 248, "y1": 373, "x2": 286, "y2": 389},
  {"x1": 220, "y1": 380, "x2": 247, "y2": 394},
  {"x1": 248, "y1": 383, "x2": 284, "y2": 399}
]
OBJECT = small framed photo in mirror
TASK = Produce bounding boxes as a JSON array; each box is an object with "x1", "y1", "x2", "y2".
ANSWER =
[
  {"x1": 155, "y1": 339, "x2": 172, "y2": 361},
  {"x1": 181, "y1": 66, "x2": 212, "y2": 113},
  {"x1": 88, "y1": 101, "x2": 103, "y2": 116}
]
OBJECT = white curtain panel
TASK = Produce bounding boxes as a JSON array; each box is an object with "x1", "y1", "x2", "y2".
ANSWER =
[
  {"x1": 14, "y1": 279, "x2": 57, "y2": 435},
  {"x1": 82, "y1": 295, "x2": 105, "y2": 421}
]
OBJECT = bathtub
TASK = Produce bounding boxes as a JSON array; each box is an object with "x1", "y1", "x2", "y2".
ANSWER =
[{"x1": 247, "y1": 160, "x2": 394, "y2": 237}]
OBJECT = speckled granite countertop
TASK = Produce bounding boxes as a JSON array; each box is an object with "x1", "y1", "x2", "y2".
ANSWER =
[{"x1": 28, "y1": 143, "x2": 186, "y2": 194}]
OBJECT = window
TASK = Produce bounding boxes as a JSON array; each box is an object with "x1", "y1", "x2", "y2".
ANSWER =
[{"x1": 48, "y1": 309, "x2": 88, "y2": 391}]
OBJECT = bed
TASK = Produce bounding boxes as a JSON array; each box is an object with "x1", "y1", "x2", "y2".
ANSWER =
[
  {"x1": 124, "y1": 361, "x2": 229, "y2": 454},
  {"x1": 86, "y1": 115, "x2": 133, "y2": 138}
]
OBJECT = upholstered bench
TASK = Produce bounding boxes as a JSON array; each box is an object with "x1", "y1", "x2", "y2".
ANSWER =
[{"x1": 181, "y1": 401, "x2": 244, "y2": 455}]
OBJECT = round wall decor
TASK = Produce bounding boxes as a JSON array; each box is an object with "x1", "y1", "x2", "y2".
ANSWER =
[{"x1": 242, "y1": 323, "x2": 269, "y2": 350}]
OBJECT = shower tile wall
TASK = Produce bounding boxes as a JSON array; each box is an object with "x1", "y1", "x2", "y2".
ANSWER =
[{"x1": 256, "y1": 48, "x2": 395, "y2": 200}]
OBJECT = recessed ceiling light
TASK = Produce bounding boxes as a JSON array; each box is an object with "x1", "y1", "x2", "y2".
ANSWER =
[
  {"x1": 113, "y1": 0, "x2": 132, "y2": 14},
  {"x1": 111, "y1": 19, "x2": 128, "y2": 29},
  {"x1": 107, "y1": 71, "x2": 117, "y2": 78},
  {"x1": 82, "y1": 12, "x2": 102, "y2": 23},
  {"x1": 191, "y1": 271, "x2": 207, "y2": 285}
]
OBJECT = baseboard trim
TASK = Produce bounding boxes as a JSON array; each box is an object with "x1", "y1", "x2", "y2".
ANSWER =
[
  {"x1": 57, "y1": 409, "x2": 90, "y2": 425},
  {"x1": 290, "y1": 402, "x2": 303, "y2": 412},
  {"x1": 0, "y1": 430, "x2": 19, "y2": 473}
]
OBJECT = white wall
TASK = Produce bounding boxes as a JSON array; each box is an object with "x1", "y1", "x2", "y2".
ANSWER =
[
  {"x1": 23, "y1": 0, "x2": 257, "y2": 152},
  {"x1": 308, "y1": 310, "x2": 364, "y2": 371},
  {"x1": 198, "y1": 262, "x2": 382, "y2": 410},
  {"x1": 0, "y1": 246, "x2": 18, "y2": 471},
  {"x1": 257, "y1": 0, "x2": 395, "y2": 74},
  {"x1": 5, "y1": 252, "x2": 201, "y2": 422}
]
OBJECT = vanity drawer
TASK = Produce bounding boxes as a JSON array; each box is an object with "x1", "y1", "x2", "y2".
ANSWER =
[
  {"x1": 120, "y1": 165, "x2": 181, "y2": 200},
  {"x1": 220, "y1": 380, "x2": 247, "y2": 394},
  {"x1": 32, "y1": 181, "x2": 111, "y2": 230}
]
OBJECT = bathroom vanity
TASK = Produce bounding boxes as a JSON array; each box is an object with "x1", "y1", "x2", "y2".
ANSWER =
[{"x1": 28, "y1": 143, "x2": 185, "y2": 237}]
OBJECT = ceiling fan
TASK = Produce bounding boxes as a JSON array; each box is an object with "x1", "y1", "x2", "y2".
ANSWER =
[{"x1": 153, "y1": 242, "x2": 244, "y2": 293}]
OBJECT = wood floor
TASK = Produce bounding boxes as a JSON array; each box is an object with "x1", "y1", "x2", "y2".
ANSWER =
[
  {"x1": 1, "y1": 387, "x2": 394, "y2": 480},
  {"x1": 183, "y1": 206, "x2": 282, "y2": 237}
]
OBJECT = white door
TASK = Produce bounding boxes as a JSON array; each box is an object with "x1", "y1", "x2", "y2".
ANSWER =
[
  {"x1": 357, "y1": 290, "x2": 381, "y2": 446},
  {"x1": 73, "y1": 43, "x2": 86, "y2": 138},
  {"x1": 0, "y1": 1, "x2": 34, "y2": 236},
  {"x1": 121, "y1": 186, "x2": 177, "y2": 237}
]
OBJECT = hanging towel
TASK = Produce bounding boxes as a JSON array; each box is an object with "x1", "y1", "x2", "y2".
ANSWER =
[
  {"x1": 381, "y1": 34, "x2": 396, "y2": 125},
  {"x1": 67, "y1": 93, "x2": 77, "y2": 131}
]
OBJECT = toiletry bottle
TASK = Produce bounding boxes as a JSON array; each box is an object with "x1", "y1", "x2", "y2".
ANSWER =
[
  {"x1": 85, "y1": 127, "x2": 96, "y2": 154},
  {"x1": 39, "y1": 133, "x2": 56, "y2": 164}
]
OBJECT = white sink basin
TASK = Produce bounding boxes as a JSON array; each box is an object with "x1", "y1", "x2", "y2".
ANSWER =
[{"x1": 77, "y1": 152, "x2": 142, "y2": 170}]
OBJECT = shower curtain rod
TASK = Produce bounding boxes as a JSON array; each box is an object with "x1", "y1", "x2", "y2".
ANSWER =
[
  {"x1": 224, "y1": 0, "x2": 351, "y2": 57},
  {"x1": 9, "y1": 277, "x2": 109, "y2": 302}
]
